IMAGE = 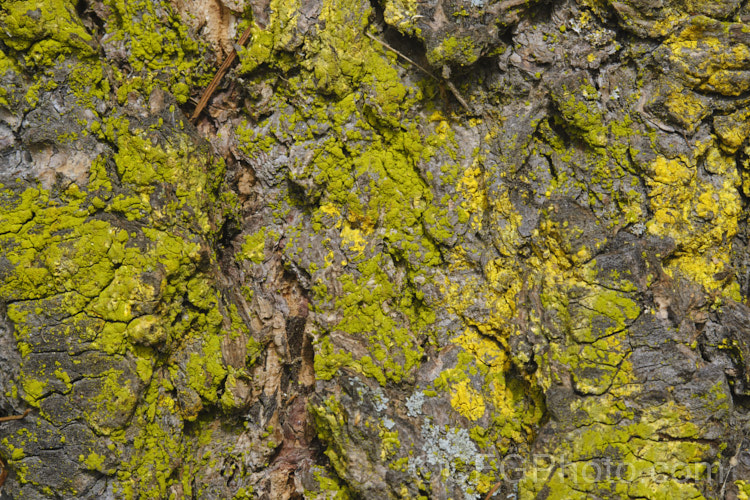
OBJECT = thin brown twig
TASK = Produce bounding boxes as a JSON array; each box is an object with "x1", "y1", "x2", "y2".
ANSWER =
[
  {"x1": 0, "y1": 409, "x2": 30, "y2": 423},
  {"x1": 365, "y1": 32, "x2": 472, "y2": 113},
  {"x1": 445, "y1": 80, "x2": 473, "y2": 113},
  {"x1": 191, "y1": 25, "x2": 255, "y2": 123},
  {"x1": 720, "y1": 439, "x2": 745, "y2": 498},
  {"x1": 484, "y1": 480, "x2": 502, "y2": 500}
]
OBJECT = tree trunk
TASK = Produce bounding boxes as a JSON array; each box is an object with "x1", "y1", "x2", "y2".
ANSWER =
[{"x1": 1, "y1": 0, "x2": 750, "y2": 498}]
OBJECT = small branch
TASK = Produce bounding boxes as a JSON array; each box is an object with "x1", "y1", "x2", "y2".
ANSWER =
[
  {"x1": 720, "y1": 439, "x2": 745, "y2": 498},
  {"x1": 191, "y1": 25, "x2": 254, "y2": 123},
  {"x1": 484, "y1": 481, "x2": 502, "y2": 500},
  {"x1": 445, "y1": 80, "x2": 473, "y2": 113},
  {"x1": 0, "y1": 409, "x2": 30, "y2": 423}
]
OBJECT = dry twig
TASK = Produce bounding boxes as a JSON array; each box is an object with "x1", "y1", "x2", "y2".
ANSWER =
[
  {"x1": 0, "y1": 409, "x2": 30, "y2": 423},
  {"x1": 191, "y1": 26, "x2": 254, "y2": 123},
  {"x1": 484, "y1": 481, "x2": 502, "y2": 500},
  {"x1": 720, "y1": 439, "x2": 745, "y2": 498}
]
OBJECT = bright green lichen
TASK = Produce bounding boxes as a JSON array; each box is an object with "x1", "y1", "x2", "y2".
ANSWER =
[
  {"x1": 382, "y1": 0, "x2": 420, "y2": 37},
  {"x1": 82, "y1": 452, "x2": 106, "y2": 472},
  {"x1": 101, "y1": 0, "x2": 212, "y2": 102},
  {"x1": 238, "y1": 228, "x2": 269, "y2": 264},
  {"x1": 236, "y1": 0, "x2": 443, "y2": 388},
  {"x1": 311, "y1": 467, "x2": 352, "y2": 499},
  {"x1": 428, "y1": 35, "x2": 479, "y2": 67},
  {"x1": 0, "y1": 105, "x2": 238, "y2": 495},
  {"x1": 0, "y1": 0, "x2": 96, "y2": 67}
]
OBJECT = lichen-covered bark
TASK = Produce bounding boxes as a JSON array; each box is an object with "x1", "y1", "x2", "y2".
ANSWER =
[{"x1": 2, "y1": 0, "x2": 750, "y2": 498}]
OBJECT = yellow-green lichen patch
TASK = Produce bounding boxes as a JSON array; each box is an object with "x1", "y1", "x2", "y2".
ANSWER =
[
  {"x1": 0, "y1": 105, "x2": 235, "y2": 494},
  {"x1": 644, "y1": 151, "x2": 742, "y2": 298},
  {"x1": 324, "y1": 254, "x2": 433, "y2": 385},
  {"x1": 737, "y1": 480, "x2": 750, "y2": 500},
  {"x1": 714, "y1": 108, "x2": 750, "y2": 154},
  {"x1": 421, "y1": 325, "x2": 544, "y2": 463},
  {"x1": 0, "y1": 0, "x2": 96, "y2": 68},
  {"x1": 310, "y1": 466, "x2": 352, "y2": 499},
  {"x1": 237, "y1": 228, "x2": 274, "y2": 264},
  {"x1": 0, "y1": 49, "x2": 22, "y2": 108},
  {"x1": 663, "y1": 18, "x2": 750, "y2": 97},
  {"x1": 662, "y1": 88, "x2": 709, "y2": 132},
  {"x1": 103, "y1": 120, "x2": 221, "y2": 234},
  {"x1": 519, "y1": 395, "x2": 712, "y2": 498},
  {"x1": 82, "y1": 451, "x2": 106, "y2": 472},
  {"x1": 449, "y1": 378, "x2": 486, "y2": 421},
  {"x1": 383, "y1": 0, "x2": 420, "y2": 37},
  {"x1": 428, "y1": 35, "x2": 480, "y2": 68},
  {"x1": 235, "y1": 0, "x2": 444, "y2": 389},
  {"x1": 550, "y1": 80, "x2": 607, "y2": 148},
  {"x1": 310, "y1": 396, "x2": 352, "y2": 479},
  {"x1": 101, "y1": 0, "x2": 212, "y2": 103},
  {"x1": 114, "y1": 385, "x2": 183, "y2": 499}
]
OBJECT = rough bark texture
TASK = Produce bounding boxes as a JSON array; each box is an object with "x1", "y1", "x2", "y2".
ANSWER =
[{"x1": 2, "y1": 0, "x2": 750, "y2": 498}]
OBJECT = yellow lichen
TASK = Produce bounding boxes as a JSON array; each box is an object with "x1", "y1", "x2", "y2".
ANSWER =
[{"x1": 450, "y1": 379, "x2": 486, "y2": 421}]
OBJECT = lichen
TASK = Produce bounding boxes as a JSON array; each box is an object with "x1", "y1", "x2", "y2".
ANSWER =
[
  {"x1": 644, "y1": 151, "x2": 741, "y2": 298},
  {"x1": 2, "y1": 0, "x2": 748, "y2": 497},
  {"x1": 382, "y1": 0, "x2": 420, "y2": 37},
  {"x1": 100, "y1": 0, "x2": 212, "y2": 103},
  {"x1": 0, "y1": 104, "x2": 238, "y2": 496},
  {"x1": 0, "y1": 0, "x2": 95, "y2": 66}
]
